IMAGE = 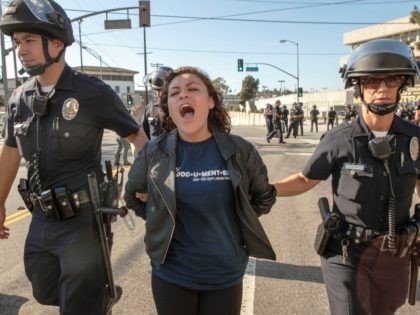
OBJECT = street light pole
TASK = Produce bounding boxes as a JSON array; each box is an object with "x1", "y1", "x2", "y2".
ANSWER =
[
  {"x1": 279, "y1": 39, "x2": 299, "y2": 103},
  {"x1": 278, "y1": 80, "x2": 285, "y2": 95}
]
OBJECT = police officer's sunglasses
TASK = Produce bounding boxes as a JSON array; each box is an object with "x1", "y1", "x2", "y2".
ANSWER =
[{"x1": 360, "y1": 75, "x2": 405, "y2": 89}]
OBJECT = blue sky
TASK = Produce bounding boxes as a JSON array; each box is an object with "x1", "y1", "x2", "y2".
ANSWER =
[{"x1": 2, "y1": 0, "x2": 419, "y2": 93}]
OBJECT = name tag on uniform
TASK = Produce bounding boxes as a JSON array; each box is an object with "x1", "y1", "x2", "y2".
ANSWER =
[{"x1": 343, "y1": 163, "x2": 373, "y2": 177}]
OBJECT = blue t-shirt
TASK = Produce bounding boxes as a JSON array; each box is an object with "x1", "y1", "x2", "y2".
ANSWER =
[{"x1": 152, "y1": 136, "x2": 248, "y2": 290}]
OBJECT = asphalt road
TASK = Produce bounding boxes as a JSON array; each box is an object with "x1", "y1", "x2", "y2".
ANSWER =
[{"x1": 0, "y1": 123, "x2": 419, "y2": 315}]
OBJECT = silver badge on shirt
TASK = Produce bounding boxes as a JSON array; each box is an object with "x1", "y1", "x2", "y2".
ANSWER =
[
  {"x1": 62, "y1": 98, "x2": 79, "y2": 120},
  {"x1": 409, "y1": 137, "x2": 419, "y2": 161}
]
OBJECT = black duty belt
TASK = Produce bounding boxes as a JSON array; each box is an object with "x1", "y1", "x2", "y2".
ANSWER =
[
  {"x1": 337, "y1": 223, "x2": 388, "y2": 244},
  {"x1": 29, "y1": 187, "x2": 92, "y2": 220}
]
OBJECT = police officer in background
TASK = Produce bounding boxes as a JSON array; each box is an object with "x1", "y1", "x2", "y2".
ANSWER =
[
  {"x1": 142, "y1": 66, "x2": 173, "y2": 140},
  {"x1": 266, "y1": 100, "x2": 286, "y2": 143},
  {"x1": 342, "y1": 103, "x2": 358, "y2": 123},
  {"x1": 298, "y1": 102, "x2": 304, "y2": 136},
  {"x1": 285, "y1": 102, "x2": 302, "y2": 139},
  {"x1": 264, "y1": 103, "x2": 274, "y2": 137},
  {"x1": 309, "y1": 104, "x2": 320, "y2": 132},
  {"x1": 272, "y1": 39, "x2": 420, "y2": 314},
  {"x1": 0, "y1": 1, "x2": 147, "y2": 314},
  {"x1": 281, "y1": 104, "x2": 289, "y2": 132},
  {"x1": 327, "y1": 106, "x2": 337, "y2": 130}
]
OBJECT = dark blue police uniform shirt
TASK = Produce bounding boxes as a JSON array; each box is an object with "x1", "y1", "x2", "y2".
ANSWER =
[
  {"x1": 4, "y1": 64, "x2": 139, "y2": 192},
  {"x1": 152, "y1": 136, "x2": 248, "y2": 290},
  {"x1": 302, "y1": 115, "x2": 420, "y2": 230}
]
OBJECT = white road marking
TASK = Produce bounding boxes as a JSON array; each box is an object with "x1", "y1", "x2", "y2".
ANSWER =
[{"x1": 241, "y1": 257, "x2": 256, "y2": 315}]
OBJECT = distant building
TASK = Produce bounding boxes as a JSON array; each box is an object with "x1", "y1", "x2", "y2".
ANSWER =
[
  {"x1": 0, "y1": 66, "x2": 143, "y2": 107},
  {"x1": 73, "y1": 66, "x2": 141, "y2": 106}
]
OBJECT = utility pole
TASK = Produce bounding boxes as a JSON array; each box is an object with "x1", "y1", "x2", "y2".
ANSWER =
[
  {"x1": 78, "y1": 20, "x2": 84, "y2": 72},
  {"x1": 0, "y1": 5, "x2": 9, "y2": 104},
  {"x1": 139, "y1": 1, "x2": 151, "y2": 105}
]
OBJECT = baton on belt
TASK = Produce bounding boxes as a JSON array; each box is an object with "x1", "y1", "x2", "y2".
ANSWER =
[{"x1": 408, "y1": 204, "x2": 420, "y2": 305}]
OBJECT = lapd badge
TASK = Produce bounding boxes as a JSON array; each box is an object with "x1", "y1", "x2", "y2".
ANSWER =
[
  {"x1": 409, "y1": 137, "x2": 419, "y2": 161},
  {"x1": 62, "y1": 98, "x2": 79, "y2": 120}
]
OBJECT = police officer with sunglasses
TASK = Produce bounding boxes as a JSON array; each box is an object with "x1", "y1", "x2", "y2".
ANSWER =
[{"x1": 273, "y1": 38, "x2": 420, "y2": 314}]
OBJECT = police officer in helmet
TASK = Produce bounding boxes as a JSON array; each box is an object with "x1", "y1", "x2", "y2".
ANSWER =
[
  {"x1": 142, "y1": 66, "x2": 173, "y2": 140},
  {"x1": 273, "y1": 38, "x2": 420, "y2": 314},
  {"x1": 0, "y1": 1, "x2": 147, "y2": 314}
]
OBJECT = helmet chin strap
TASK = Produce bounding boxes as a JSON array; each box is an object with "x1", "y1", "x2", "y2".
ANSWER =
[
  {"x1": 18, "y1": 37, "x2": 64, "y2": 77},
  {"x1": 365, "y1": 101, "x2": 397, "y2": 116},
  {"x1": 355, "y1": 84, "x2": 402, "y2": 116}
]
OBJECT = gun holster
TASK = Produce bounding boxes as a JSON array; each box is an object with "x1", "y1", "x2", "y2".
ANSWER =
[
  {"x1": 393, "y1": 221, "x2": 419, "y2": 258},
  {"x1": 314, "y1": 213, "x2": 343, "y2": 256},
  {"x1": 17, "y1": 178, "x2": 33, "y2": 212}
]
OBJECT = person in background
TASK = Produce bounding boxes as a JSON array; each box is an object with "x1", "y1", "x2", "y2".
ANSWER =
[
  {"x1": 281, "y1": 105, "x2": 289, "y2": 132},
  {"x1": 267, "y1": 100, "x2": 286, "y2": 143},
  {"x1": 327, "y1": 106, "x2": 337, "y2": 130},
  {"x1": 124, "y1": 66, "x2": 276, "y2": 315},
  {"x1": 264, "y1": 103, "x2": 274, "y2": 137},
  {"x1": 415, "y1": 101, "x2": 420, "y2": 126},
  {"x1": 398, "y1": 103, "x2": 415, "y2": 123},
  {"x1": 0, "y1": 1, "x2": 147, "y2": 314},
  {"x1": 115, "y1": 136, "x2": 131, "y2": 166},
  {"x1": 142, "y1": 66, "x2": 173, "y2": 140},
  {"x1": 272, "y1": 38, "x2": 420, "y2": 315},
  {"x1": 309, "y1": 104, "x2": 320, "y2": 132},
  {"x1": 342, "y1": 103, "x2": 358, "y2": 123},
  {"x1": 285, "y1": 102, "x2": 302, "y2": 139},
  {"x1": 298, "y1": 102, "x2": 304, "y2": 136}
]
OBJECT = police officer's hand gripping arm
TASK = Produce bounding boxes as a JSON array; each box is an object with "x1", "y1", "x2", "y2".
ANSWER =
[{"x1": 0, "y1": 145, "x2": 21, "y2": 239}]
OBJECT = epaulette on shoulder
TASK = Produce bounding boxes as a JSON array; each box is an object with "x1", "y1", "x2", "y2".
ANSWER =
[
  {"x1": 73, "y1": 69, "x2": 108, "y2": 87},
  {"x1": 324, "y1": 121, "x2": 353, "y2": 138}
]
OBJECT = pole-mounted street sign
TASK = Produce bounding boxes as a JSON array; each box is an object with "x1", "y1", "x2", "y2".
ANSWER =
[{"x1": 246, "y1": 66, "x2": 259, "y2": 72}]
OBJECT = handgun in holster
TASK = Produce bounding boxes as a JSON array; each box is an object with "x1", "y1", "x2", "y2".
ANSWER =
[
  {"x1": 17, "y1": 178, "x2": 33, "y2": 212},
  {"x1": 314, "y1": 197, "x2": 343, "y2": 255}
]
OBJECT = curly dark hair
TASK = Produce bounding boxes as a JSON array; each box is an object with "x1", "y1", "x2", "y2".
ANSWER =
[{"x1": 159, "y1": 66, "x2": 231, "y2": 133}]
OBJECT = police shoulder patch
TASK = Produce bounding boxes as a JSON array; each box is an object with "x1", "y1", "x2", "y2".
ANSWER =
[{"x1": 409, "y1": 137, "x2": 419, "y2": 161}]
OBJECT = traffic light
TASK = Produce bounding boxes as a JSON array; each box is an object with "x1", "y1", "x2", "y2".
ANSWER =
[
  {"x1": 237, "y1": 59, "x2": 244, "y2": 72},
  {"x1": 127, "y1": 94, "x2": 133, "y2": 106},
  {"x1": 298, "y1": 87, "x2": 303, "y2": 97}
]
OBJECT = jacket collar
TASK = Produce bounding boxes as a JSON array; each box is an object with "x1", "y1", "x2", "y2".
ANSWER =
[
  {"x1": 158, "y1": 129, "x2": 239, "y2": 161},
  {"x1": 23, "y1": 64, "x2": 74, "y2": 94}
]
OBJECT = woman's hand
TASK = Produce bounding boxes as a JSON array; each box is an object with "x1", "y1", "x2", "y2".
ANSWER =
[{"x1": 135, "y1": 192, "x2": 148, "y2": 203}]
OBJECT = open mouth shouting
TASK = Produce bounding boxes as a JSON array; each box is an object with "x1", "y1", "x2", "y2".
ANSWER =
[{"x1": 180, "y1": 103, "x2": 195, "y2": 119}]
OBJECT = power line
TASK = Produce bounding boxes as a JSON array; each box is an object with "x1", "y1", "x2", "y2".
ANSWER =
[{"x1": 91, "y1": 43, "x2": 348, "y2": 55}]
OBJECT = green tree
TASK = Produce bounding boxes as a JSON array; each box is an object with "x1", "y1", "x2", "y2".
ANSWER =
[
  {"x1": 409, "y1": 6, "x2": 420, "y2": 49},
  {"x1": 240, "y1": 75, "x2": 259, "y2": 103},
  {"x1": 212, "y1": 77, "x2": 230, "y2": 95},
  {"x1": 410, "y1": 6, "x2": 420, "y2": 24}
]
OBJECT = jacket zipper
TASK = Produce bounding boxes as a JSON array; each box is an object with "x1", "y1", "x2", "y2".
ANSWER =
[{"x1": 150, "y1": 176, "x2": 176, "y2": 266}]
